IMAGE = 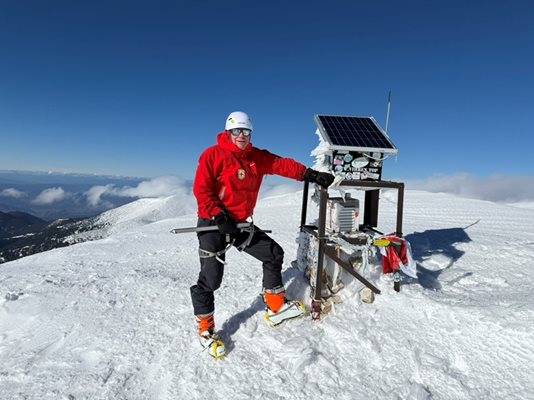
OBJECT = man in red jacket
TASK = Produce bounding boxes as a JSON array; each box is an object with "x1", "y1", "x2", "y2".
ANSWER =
[{"x1": 191, "y1": 111, "x2": 334, "y2": 358}]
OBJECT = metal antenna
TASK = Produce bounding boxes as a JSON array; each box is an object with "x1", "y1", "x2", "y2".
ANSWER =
[{"x1": 385, "y1": 91, "x2": 392, "y2": 134}]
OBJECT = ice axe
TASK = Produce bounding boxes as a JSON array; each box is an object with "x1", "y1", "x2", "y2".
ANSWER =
[
  {"x1": 170, "y1": 222, "x2": 272, "y2": 234},
  {"x1": 170, "y1": 221, "x2": 272, "y2": 260}
]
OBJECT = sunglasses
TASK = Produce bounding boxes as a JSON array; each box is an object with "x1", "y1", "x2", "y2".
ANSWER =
[{"x1": 230, "y1": 128, "x2": 252, "y2": 137}]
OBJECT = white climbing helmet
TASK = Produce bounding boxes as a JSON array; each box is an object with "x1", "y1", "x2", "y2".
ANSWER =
[{"x1": 225, "y1": 111, "x2": 253, "y2": 131}]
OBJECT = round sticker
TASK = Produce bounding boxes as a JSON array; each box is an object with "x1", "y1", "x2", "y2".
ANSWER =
[{"x1": 351, "y1": 157, "x2": 369, "y2": 168}]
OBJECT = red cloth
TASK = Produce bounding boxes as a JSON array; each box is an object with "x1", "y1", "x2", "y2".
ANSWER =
[
  {"x1": 193, "y1": 132, "x2": 307, "y2": 222},
  {"x1": 382, "y1": 237, "x2": 409, "y2": 274}
]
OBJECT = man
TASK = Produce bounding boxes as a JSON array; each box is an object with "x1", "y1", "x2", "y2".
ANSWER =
[{"x1": 191, "y1": 111, "x2": 334, "y2": 359}]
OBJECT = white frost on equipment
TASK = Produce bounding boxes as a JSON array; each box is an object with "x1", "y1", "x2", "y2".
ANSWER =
[{"x1": 310, "y1": 129, "x2": 332, "y2": 173}]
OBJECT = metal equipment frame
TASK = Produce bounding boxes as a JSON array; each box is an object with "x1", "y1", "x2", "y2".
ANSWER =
[{"x1": 299, "y1": 179, "x2": 405, "y2": 313}]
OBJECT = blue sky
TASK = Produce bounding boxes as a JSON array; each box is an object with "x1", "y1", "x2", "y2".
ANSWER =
[{"x1": 1, "y1": 0, "x2": 533, "y2": 181}]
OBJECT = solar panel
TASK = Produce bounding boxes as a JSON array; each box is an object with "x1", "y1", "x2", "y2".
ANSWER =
[{"x1": 315, "y1": 115, "x2": 398, "y2": 154}]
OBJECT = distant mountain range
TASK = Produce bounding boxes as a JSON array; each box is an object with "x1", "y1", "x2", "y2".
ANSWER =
[
  {"x1": 0, "y1": 211, "x2": 103, "y2": 264},
  {"x1": 0, "y1": 194, "x2": 195, "y2": 264},
  {"x1": 0, "y1": 211, "x2": 47, "y2": 234},
  {"x1": 0, "y1": 171, "x2": 148, "y2": 263}
]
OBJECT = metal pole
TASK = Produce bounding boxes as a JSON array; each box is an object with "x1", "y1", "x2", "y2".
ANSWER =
[
  {"x1": 313, "y1": 186, "x2": 328, "y2": 314},
  {"x1": 364, "y1": 190, "x2": 379, "y2": 228},
  {"x1": 323, "y1": 247, "x2": 381, "y2": 294},
  {"x1": 385, "y1": 90, "x2": 392, "y2": 134},
  {"x1": 300, "y1": 180, "x2": 310, "y2": 231},
  {"x1": 396, "y1": 183, "x2": 404, "y2": 237},
  {"x1": 394, "y1": 183, "x2": 404, "y2": 293}
]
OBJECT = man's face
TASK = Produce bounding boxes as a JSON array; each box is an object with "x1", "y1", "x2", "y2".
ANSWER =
[{"x1": 229, "y1": 128, "x2": 251, "y2": 150}]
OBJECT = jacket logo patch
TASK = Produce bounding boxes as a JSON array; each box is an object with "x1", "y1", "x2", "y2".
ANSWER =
[{"x1": 237, "y1": 169, "x2": 246, "y2": 180}]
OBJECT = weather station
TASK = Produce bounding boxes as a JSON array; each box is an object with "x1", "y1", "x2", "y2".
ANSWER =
[{"x1": 296, "y1": 102, "x2": 415, "y2": 319}]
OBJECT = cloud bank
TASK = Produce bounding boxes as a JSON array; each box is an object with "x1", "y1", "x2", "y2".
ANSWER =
[
  {"x1": 0, "y1": 188, "x2": 25, "y2": 198},
  {"x1": 16, "y1": 173, "x2": 534, "y2": 216},
  {"x1": 32, "y1": 187, "x2": 67, "y2": 205},
  {"x1": 85, "y1": 176, "x2": 190, "y2": 207},
  {"x1": 406, "y1": 174, "x2": 534, "y2": 203},
  {"x1": 260, "y1": 174, "x2": 534, "y2": 205}
]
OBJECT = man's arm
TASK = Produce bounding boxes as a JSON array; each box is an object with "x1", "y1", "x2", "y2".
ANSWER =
[
  {"x1": 259, "y1": 150, "x2": 334, "y2": 188},
  {"x1": 258, "y1": 150, "x2": 307, "y2": 180}
]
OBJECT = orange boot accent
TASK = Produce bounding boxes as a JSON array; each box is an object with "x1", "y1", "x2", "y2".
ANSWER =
[
  {"x1": 264, "y1": 291, "x2": 286, "y2": 314},
  {"x1": 195, "y1": 314, "x2": 215, "y2": 336}
]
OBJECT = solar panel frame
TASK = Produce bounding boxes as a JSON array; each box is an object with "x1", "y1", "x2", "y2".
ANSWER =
[{"x1": 314, "y1": 115, "x2": 398, "y2": 154}]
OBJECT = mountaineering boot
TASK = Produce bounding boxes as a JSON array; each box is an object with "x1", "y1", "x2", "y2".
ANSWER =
[
  {"x1": 195, "y1": 314, "x2": 226, "y2": 359},
  {"x1": 263, "y1": 286, "x2": 306, "y2": 327}
]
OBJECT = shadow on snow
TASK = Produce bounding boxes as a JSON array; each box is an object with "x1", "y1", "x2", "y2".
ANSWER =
[
  {"x1": 218, "y1": 266, "x2": 307, "y2": 353},
  {"x1": 403, "y1": 221, "x2": 477, "y2": 290}
]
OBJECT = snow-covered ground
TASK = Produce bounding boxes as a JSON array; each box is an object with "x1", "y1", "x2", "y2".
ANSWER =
[{"x1": 1, "y1": 189, "x2": 534, "y2": 400}]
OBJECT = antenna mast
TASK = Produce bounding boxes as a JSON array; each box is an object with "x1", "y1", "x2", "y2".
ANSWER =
[{"x1": 385, "y1": 91, "x2": 392, "y2": 134}]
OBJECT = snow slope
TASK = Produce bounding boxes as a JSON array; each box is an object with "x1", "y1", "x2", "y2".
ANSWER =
[{"x1": 1, "y1": 190, "x2": 534, "y2": 400}]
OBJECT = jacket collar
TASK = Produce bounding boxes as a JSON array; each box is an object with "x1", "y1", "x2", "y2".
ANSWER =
[{"x1": 216, "y1": 131, "x2": 252, "y2": 153}]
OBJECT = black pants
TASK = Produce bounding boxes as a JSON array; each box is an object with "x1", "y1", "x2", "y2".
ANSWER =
[{"x1": 190, "y1": 218, "x2": 284, "y2": 316}]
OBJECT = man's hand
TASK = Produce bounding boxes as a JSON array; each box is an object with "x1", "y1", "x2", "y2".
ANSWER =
[
  {"x1": 303, "y1": 168, "x2": 335, "y2": 189},
  {"x1": 213, "y1": 212, "x2": 239, "y2": 235}
]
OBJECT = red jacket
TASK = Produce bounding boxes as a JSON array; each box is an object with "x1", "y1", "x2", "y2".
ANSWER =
[{"x1": 193, "y1": 132, "x2": 307, "y2": 222}]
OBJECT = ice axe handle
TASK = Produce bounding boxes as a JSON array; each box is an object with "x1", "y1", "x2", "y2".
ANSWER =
[{"x1": 170, "y1": 223, "x2": 271, "y2": 234}]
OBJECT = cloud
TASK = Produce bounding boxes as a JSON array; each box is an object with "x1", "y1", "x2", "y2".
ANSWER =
[
  {"x1": 118, "y1": 176, "x2": 187, "y2": 198},
  {"x1": 0, "y1": 188, "x2": 25, "y2": 198},
  {"x1": 406, "y1": 173, "x2": 534, "y2": 203},
  {"x1": 85, "y1": 184, "x2": 116, "y2": 208},
  {"x1": 85, "y1": 176, "x2": 189, "y2": 207},
  {"x1": 32, "y1": 187, "x2": 67, "y2": 205}
]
